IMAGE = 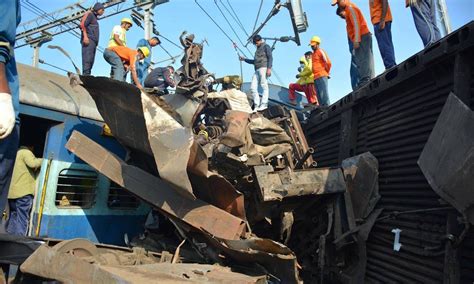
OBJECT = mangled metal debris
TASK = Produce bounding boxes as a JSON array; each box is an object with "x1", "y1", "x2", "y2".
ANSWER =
[{"x1": 418, "y1": 93, "x2": 474, "y2": 224}]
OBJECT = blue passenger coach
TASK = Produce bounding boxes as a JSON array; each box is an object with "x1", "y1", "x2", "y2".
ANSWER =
[{"x1": 17, "y1": 64, "x2": 149, "y2": 245}]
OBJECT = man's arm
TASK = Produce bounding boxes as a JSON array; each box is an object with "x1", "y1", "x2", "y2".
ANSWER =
[
  {"x1": 348, "y1": 6, "x2": 361, "y2": 48},
  {"x1": 129, "y1": 57, "x2": 143, "y2": 89},
  {"x1": 23, "y1": 150, "x2": 43, "y2": 169},
  {"x1": 80, "y1": 12, "x2": 92, "y2": 45},
  {"x1": 163, "y1": 69, "x2": 176, "y2": 88},
  {"x1": 112, "y1": 26, "x2": 125, "y2": 46},
  {"x1": 380, "y1": 0, "x2": 388, "y2": 30},
  {"x1": 265, "y1": 44, "x2": 273, "y2": 77}
]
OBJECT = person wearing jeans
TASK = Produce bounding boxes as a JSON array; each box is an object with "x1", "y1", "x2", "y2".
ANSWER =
[
  {"x1": 240, "y1": 34, "x2": 273, "y2": 111},
  {"x1": 333, "y1": 0, "x2": 375, "y2": 88},
  {"x1": 370, "y1": 0, "x2": 396, "y2": 69},
  {"x1": 310, "y1": 36, "x2": 332, "y2": 106},
  {"x1": 406, "y1": 0, "x2": 441, "y2": 47},
  {"x1": 103, "y1": 48, "x2": 125, "y2": 81},
  {"x1": 0, "y1": 0, "x2": 21, "y2": 233}
]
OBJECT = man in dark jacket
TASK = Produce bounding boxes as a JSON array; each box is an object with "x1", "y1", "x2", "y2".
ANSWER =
[
  {"x1": 144, "y1": 66, "x2": 176, "y2": 94},
  {"x1": 80, "y1": 2, "x2": 105, "y2": 75},
  {"x1": 240, "y1": 35, "x2": 273, "y2": 111}
]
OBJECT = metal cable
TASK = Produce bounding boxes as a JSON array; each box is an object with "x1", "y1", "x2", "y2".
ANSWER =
[
  {"x1": 252, "y1": 0, "x2": 264, "y2": 36},
  {"x1": 194, "y1": 0, "x2": 248, "y2": 57},
  {"x1": 213, "y1": 0, "x2": 252, "y2": 57},
  {"x1": 223, "y1": 0, "x2": 249, "y2": 37}
]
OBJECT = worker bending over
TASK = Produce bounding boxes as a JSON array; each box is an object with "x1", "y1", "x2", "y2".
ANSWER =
[
  {"x1": 333, "y1": 0, "x2": 374, "y2": 89},
  {"x1": 310, "y1": 36, "x2": 332, "y2": 106},
  {"x1": 240, "y1": 34, "x2": 273, "y2": 112},
  {"x1": 79, "y1": 2, "x2": 105, "y2": 75},
  {"x1": 288, "y1": 51, "x2": 318, "y2": 106},
  {"x1": 103, "y1": 45, "x2": 150, "y2": 89},
  {"x1": 136, "y1": 37, "x2": 161, "y2": 86},
  {"x1": 6, "y1": 146, "x2": 42, "y2": 236},
  {"x1": 144, "y1": 66, "x2": 176, "y2": 94},
  {"x1": 370, "y1": 0, "x2": 396, "y2": 69}
]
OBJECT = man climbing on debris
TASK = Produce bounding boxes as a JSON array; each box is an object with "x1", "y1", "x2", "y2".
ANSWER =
[
  {"x1": 0, "y1": 0, "x2": 21, "y2": 234},
  {"x1": 108, "y1": 18, "x2": 133, "y2": 48},
  {"x1": 103, "y1": 45, "x2": 150, "y2": 89},
  {"x1": 369, "y1": 0, "x2": 396, "y2": 69},
  {"x1": 136, "y1": 37, "x2": 161, "y2": 85},
  {"x1": 310, "y1": 36, "x2": 332, "y2": 106},
  {"x1": 337, "y1": 7, "x2": 360, "y2": 90},
  {"x1": 79, "y1": 2, "x2": 104, "y2": 75},
  {"x1": 405, "y1": 0, "x2": 441, "y2": 47},
  {"x1": 6, "y1": 145, "x2": 42, "y2": 236},
  {"x1": 288, "y1": 51, "x2": 318, "y2": 106},
  {"x1": 239, "y1": 34, "x2": 273, "y2": 112},
  {"x1": 332, "y1": 0, "x2": 375, "y2": 89},
  {"x1": 144, "y1": 65, "x2": 176, "y2": 94}
]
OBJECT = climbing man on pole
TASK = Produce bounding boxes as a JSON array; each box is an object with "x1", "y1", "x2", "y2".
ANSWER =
[
  {"x1": 79, "y1": 2, "x2": 104, "y2": 75},
  {"x1": 239, "y1": 34, "x2": 273, "y2": 112}
]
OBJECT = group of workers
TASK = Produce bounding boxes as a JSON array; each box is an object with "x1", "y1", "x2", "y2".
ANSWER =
[
  {"x1": 80, "y1": 3, "x2": 174, "y2": 91},
  {"x1": 286, "y1": 0, "x2": 442, "y2": 107}
]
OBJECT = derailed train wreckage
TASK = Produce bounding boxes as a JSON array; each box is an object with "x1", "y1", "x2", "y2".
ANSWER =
[{"x1": 14, "y1": 33, "x2": 383, "y2": 283}]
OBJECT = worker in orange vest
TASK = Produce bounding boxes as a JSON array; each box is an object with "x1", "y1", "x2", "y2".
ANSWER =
[
  {"x1": 332, "y1": 0, "x2": 375, "y2": 89},
  {"x1": 369, "y1": 0, "x2": 396, "y2": 69},
  {"x1": 310, "y1": 36, "x2": 331, "y2": 106}
]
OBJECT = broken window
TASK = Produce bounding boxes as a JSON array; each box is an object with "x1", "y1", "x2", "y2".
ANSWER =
[
  {"x1": 55, "y1": 169, "x2": 97, "y2": 208},
  {"x1": 107, "y1": 181, "x2": 140, "y2": 209}
]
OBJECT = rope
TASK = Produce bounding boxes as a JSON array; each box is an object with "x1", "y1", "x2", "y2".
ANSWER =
[{"x1": 223, "y1": 0, "x2": 249, "y2": 37}]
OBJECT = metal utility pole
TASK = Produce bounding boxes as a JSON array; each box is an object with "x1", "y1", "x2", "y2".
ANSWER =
[
  {"x1": 143, "y1": 3, "x2": 154, "y2": 40},
  {"x1": 437, "y1": 0, "x2": 452, "y2": 35},
  {"x1": 28, "y1": 34, "x2": 53, "y2": 67}
]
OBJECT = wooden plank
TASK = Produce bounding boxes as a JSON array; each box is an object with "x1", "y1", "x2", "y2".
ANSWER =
[{"x1": 65, "y1": 130, "x2": 246, "y2": 240}]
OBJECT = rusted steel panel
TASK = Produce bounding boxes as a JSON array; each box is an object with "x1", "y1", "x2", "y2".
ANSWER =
[
  {"x1": 253, "y1": 165, "x2": 346, "y2": 201},
  {"x1": 66, "y1": 130, "x2": 246, "y2": 240},
  {"x1": 418, "y1": 93, "x2": 474, "y2": 224}
]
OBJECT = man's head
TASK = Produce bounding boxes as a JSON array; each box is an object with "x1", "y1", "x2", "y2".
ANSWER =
[
  {"x1": 336, "y1": 6, "x2": 346, "y2": 19},
  {"x1": 137, "y1": 46, "x2": 150, "y2": 60},
  {"x1": 252, "y1": 34, "x2": 263, "y2": 46},
  {"x1": 304, "y1": 51, "x2": 312, "y2": 61},
  {"x1": 93, "y1": 2, "x2": 105, "y2": 16},
  {"x1": 121, "y1": 18, "x2": 133, "y2": 30},
  {"x1": 309, "y1": 36, "x2": 321, "y2": 50},
  {"x1": 149, "y1": 37, "x2": 161, "y2": 47},
  {"x1": 332, "y1": 0, "x2": 347, "y2": 8}
]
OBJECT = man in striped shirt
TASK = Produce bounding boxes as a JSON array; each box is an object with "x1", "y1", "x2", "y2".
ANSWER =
[{"x1": 332, "y1": 0, "x2": 375, "y2": 88}]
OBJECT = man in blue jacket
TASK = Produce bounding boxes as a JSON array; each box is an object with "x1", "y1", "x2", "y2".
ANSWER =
[
  {"x1": 0, "y1": 0, "x2": 21, "y2": 233},
  {"x1": 240, "y1": 35, "x2": 273, "y2": 112},
  {"x1": 136, "y1": 37, "x2": 161, "y2": 85}
]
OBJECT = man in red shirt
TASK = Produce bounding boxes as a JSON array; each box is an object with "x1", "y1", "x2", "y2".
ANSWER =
[
  {"x1": 332, "y1": 0, "x2": 375, "y2": 89},
  {"x1": 370, "y1": 0, "x2": 396, "y2": 69},
  {"x1": 103, "y1": 46, "x2": 149, "y2": 89}
]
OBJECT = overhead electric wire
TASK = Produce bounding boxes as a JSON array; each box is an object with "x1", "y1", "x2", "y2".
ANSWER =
[
  {"x1": 213, "y1": 0, "x2": 253, "y2": 57},
  {"x1": 251, "y1": 0, "x2": 264, "y2": 36},
  {"x1": 194, "y1": 0, "x2": 249, "y2": 57},
  {"x1": 222, "y1": 0, "x2": 249, "y2": 37},
  {"x1": 156, "y1": 33, "x2": 182, "y2": 50}
]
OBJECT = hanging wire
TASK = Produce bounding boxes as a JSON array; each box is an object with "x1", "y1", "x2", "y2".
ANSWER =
[
  {"x1": 222, "y1": 0, "x2": 249, "y2": 37},
  {"x1": 251, "y1": 0, "x2": 264, "y2": 35},
  {"x1": 194, "y1": 0, "x2": 248, "y2": 57},
  {"x1": 156, "y1": 52, "x2": 183, "y2": 64},
  {"x1": 213, "y1": 0, "x2": 253, "y2": 57},
  {"x1": 156, "y1": 33, "x2": 182, "y2": 50}
]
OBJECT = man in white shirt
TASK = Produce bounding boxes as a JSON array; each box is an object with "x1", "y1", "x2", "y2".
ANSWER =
[{"x1": 108, "y1": 17, "x2": 133, "y2": 48}]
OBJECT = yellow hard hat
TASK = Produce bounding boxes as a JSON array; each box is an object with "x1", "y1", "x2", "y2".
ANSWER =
[
  {"x1": 309, "y1": 36, "x2": 321, "y2": 46},
  {"x1": 121, "y1": 17, "x2": 133, "y2": 26},
  {"x1": 138, "y1": 46, "x2": 150, "y2": 58}
]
